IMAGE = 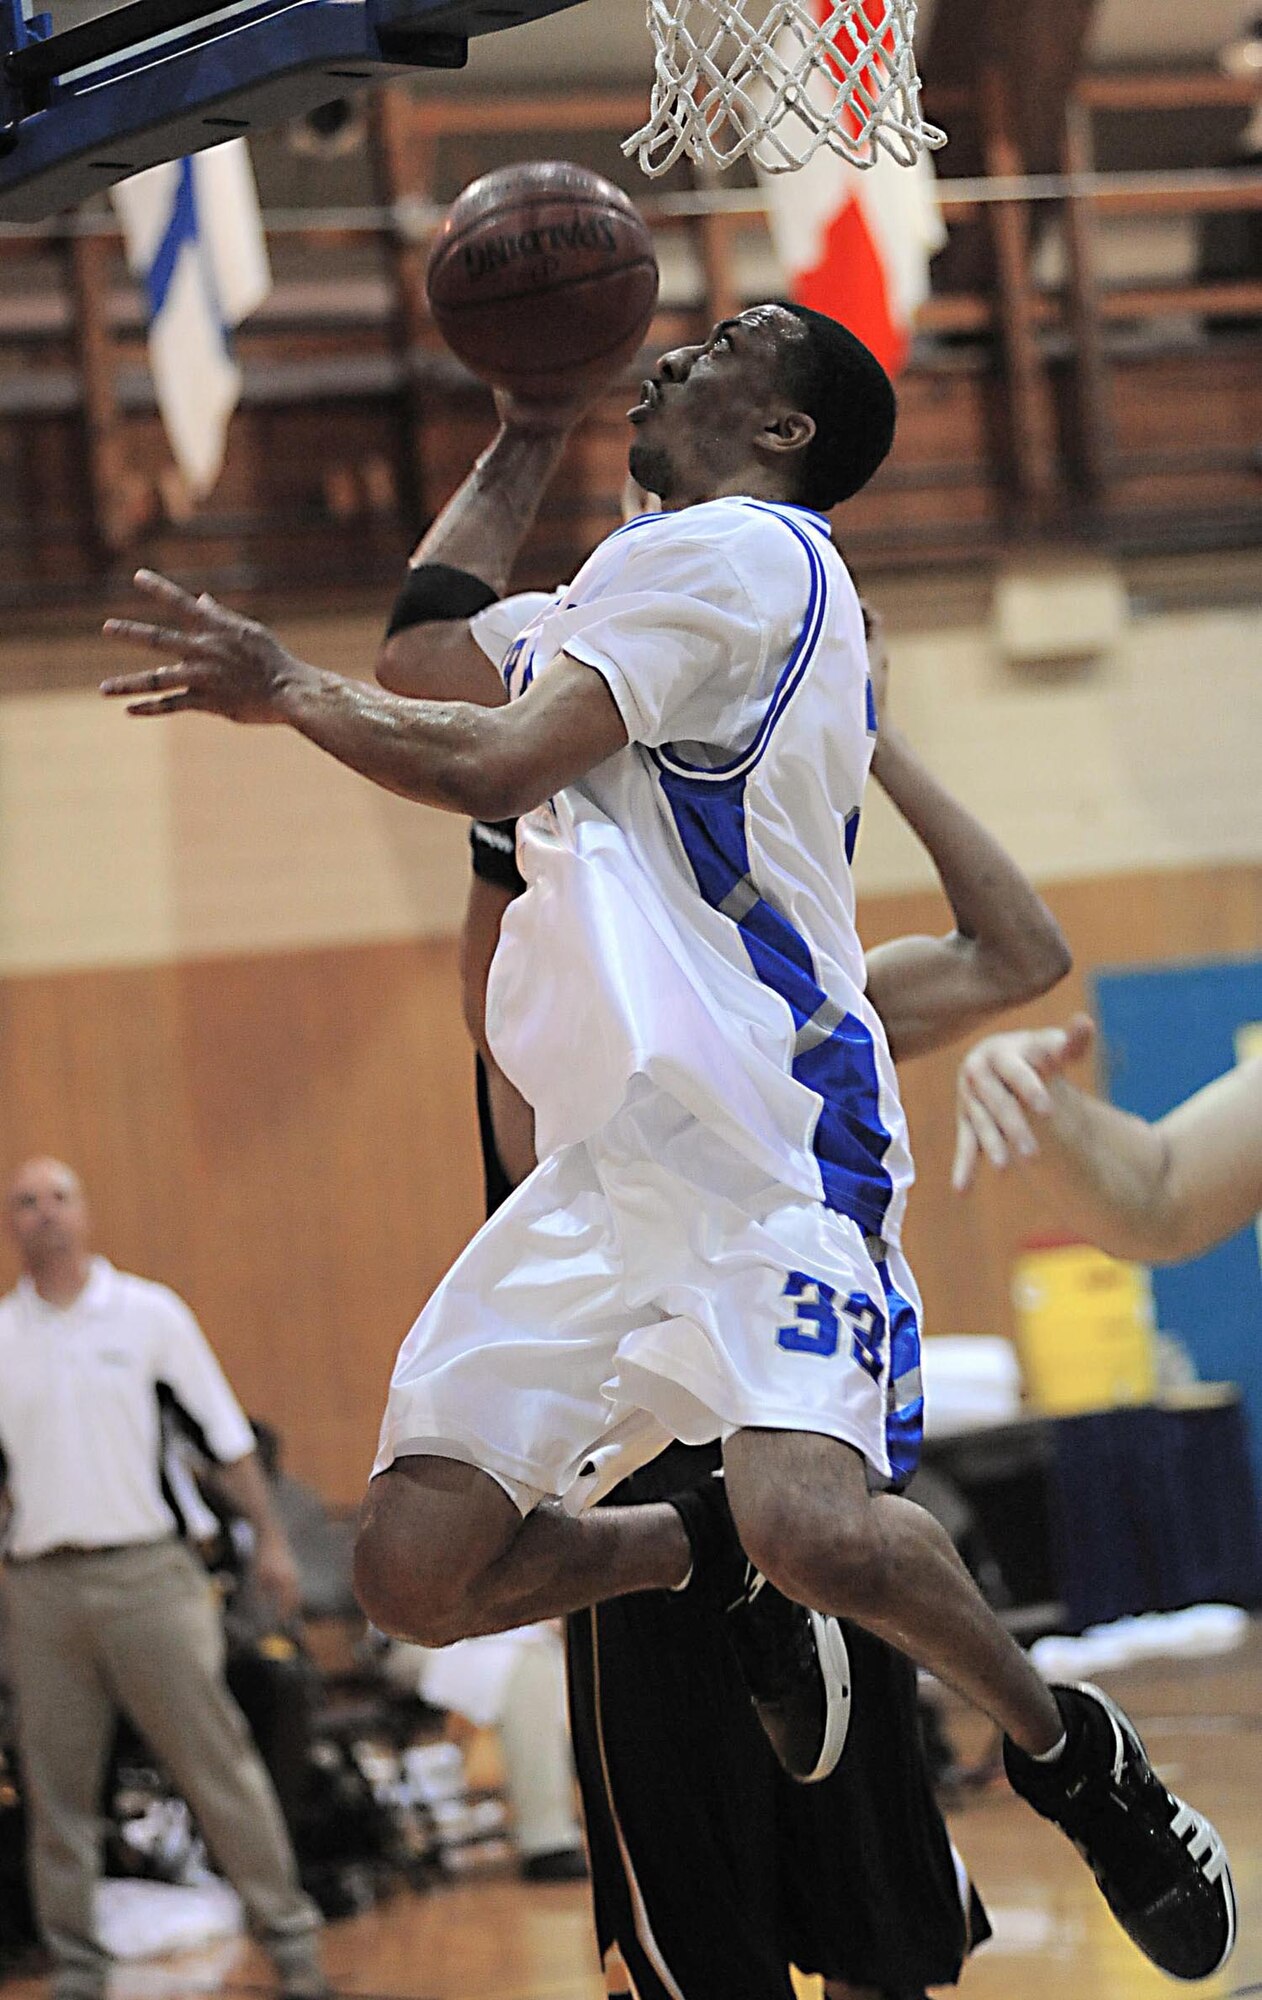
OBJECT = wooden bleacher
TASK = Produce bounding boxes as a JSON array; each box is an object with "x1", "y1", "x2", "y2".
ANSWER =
[{"x1": 0, "y1": 64, "x2": 1257, "y2": 615}]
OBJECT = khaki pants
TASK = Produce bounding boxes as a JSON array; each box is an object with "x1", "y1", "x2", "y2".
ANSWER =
[{"x1": 4, "y1": 1539, "x2": 323, "y2": 2000}]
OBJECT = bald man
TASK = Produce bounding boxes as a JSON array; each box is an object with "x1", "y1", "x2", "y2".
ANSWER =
[{"x1": 0, "y1": 1159, "x2": 328, "y2": 2000}]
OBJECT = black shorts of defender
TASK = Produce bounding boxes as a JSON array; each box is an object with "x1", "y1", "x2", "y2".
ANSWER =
[{"x1": 566, "y1": 1441, "x2": 989, "y2": 2000}]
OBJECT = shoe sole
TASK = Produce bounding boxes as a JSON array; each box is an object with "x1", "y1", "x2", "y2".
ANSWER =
[
  {"x1": 799, "y1": 1612, "x2": 852, "y2": 1782},
  {"x1": 1073, "y1": 1681, "x2": 1237, "y2": 1980}
]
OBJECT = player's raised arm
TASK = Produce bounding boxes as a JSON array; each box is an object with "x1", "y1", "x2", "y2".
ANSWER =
[
  {"x1": 377, "y1": 159, "x2": 658, "y2": 704},
  {"x1": 860, "y1": 609, "x2": 1071, "y2": 1062},
  {"x1": 376, "y1": 391, "x2": 586, "y2": 707},
  {"x1": 954, "y1": 1023, "x2": 1262, "y2": 1264}
]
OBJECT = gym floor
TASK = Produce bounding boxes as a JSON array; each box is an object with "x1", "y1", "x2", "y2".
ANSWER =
[{"x1": 5, "y1": 1631, "x2": 1260, "y2": 2000}]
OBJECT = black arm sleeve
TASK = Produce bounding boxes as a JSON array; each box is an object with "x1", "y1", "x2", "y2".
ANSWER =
[{"x1": 385, "y1": 563, "x2": 501, "y2": 636}]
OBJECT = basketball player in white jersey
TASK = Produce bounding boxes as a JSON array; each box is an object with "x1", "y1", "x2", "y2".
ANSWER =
[{"x1": 103, "y1": 300, "x2": 1235, "y2": 1982}]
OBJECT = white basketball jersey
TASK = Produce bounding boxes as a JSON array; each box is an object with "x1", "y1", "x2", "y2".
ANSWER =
[{"x1": 473, "y1": 496, "x2": 914, "y2": 1245}]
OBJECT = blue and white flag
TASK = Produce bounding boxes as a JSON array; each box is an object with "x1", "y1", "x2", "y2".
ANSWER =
[{"x1": 112, "y1": 139, "x2": 271, "y2": 498}]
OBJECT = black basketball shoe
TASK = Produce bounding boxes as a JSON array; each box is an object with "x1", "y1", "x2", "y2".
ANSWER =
[
  {"x1": 1004, "y1": 1683, "x2": 1235, "y2": 1982},
  {"x1": 667, "y1": 1469, "x2": 851, "y2": 1783}
]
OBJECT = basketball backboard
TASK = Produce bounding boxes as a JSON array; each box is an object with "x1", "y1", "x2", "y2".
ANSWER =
[{"x1": 0, "y1": 0, "x2": 585, "y2": 218}]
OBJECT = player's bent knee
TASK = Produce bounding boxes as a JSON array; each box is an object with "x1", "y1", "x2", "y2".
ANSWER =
[
  {"x1": 353, "y1": 1474, "x2": 478, "y2": 1645},
  {"x1": 353, "y1": 1523, "x2": 472, "y2": 1645},
  {"x1": 352, "y1": 1516, "x2": 434, "y2": 1643},
  {"x1": 353, "y1": 1455, "x2": 522, "y2": 1645},
  {"x1": 741, "y1": 1494, "x2": 887, "y2": 1620}
]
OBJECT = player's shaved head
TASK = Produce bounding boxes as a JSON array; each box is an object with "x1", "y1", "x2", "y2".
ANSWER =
[
  {"x1": 625, "y1": 302, "x2": 893, "y2": 513},
  {"x1": 774, "y1": 304, "x2": 896, "y2": 507}
]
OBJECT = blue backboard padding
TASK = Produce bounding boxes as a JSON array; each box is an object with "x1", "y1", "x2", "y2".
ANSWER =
[
  {"x1": 8, "y1": 1, "x2": 383, "y2": 161},
  {"x1": 1093, "y1": 955, "x2": 1262, "y2": 1505},
  {"x1": 0, "y1": 0, "x2": 585, "y2": 219}
]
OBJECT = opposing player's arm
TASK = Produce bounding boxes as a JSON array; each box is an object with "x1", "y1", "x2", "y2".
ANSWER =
[
  {"x1": 102, "y1": 576, "x2": 628, "y2": 819},
  {"x1": 863, "y1": 720, "x2": 1070, "y2": 1062},
  {"x1": 376, "y1": 395, "x2": 581, "y2": 706},
  {"x1": 955, "y1": 1024, "x2": 1262, "y2": 1263},
  {"x1": 461, "y1": 871, "x2": 510, "y2": 1058},
  {"x1": 1152, "y1": 1058, "x2": 1262, "y2": 1257}
]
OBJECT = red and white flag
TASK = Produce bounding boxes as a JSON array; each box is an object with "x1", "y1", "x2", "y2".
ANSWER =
[{"x1": 759, "y1": 0, "x2": 945, "y2": 375}]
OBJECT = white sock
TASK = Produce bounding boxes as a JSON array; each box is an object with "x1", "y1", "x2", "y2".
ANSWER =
[
  {"x1": 1031, "y1": 1728, "x2": 1068, "y2": 1763},
  {"x1": 669, "y1": 1559, "x2": 693, "y2": 1594}
]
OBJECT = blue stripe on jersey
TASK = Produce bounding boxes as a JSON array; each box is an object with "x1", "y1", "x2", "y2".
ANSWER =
[
  {"x1": 652, "y1": 505, "x2": 829, "y2": 785},
  {"x1": 501, "y1": 633, "x2": 527, "y2": 694},
  {"x1": 655, "y1": 762, "x2": 896, "y2": 1241},
  {"x1": 878, "y1": 1257, "x2": 924, "y2": 1485},
  {"x1": 601, "y1": 511, "x2": 667, "y2": 547},
  {"x1": 749, "y1": 501, "x2": 834, "y2": 538},
  {"x1": 749, "y1": 499, "x2": 832, "y2": 531}
]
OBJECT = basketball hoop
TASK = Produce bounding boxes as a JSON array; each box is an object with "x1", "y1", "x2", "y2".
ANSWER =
[{"x1": 624, "y1": 0, "x2": 945, "y2": 178}]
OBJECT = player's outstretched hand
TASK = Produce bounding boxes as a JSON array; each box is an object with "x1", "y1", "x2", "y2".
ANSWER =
[
  {"x1": 101, "y1": 570, "x2": 306, "y2": 723},
  {"x1": 952, "y1": 1013, "x2": 1096, "y2": 1193}
]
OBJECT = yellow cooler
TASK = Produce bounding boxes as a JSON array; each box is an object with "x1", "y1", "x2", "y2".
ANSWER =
[{"x1": 1012, "y1": 1240, "x2": 1157, "y2": 1416}]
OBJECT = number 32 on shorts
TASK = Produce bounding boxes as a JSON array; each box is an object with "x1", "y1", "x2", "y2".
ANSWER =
[{"x1": 776, "y1": 1271, "x2": 885, "y2": 1381}]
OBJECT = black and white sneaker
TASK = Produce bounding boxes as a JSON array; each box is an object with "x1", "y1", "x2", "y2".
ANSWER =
[
  {"x1": 1004, "y1": 1682, "x2": 1235, "y2": 1982},
  {"x1": 723, "y1": 1566, "x2": 852, "y2": 1783},
  {"x1": 668, "y1": 1470, "x2": 851, "y2": 1784}
]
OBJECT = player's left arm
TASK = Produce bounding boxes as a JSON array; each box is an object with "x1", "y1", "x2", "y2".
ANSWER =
[
  {"x1": 101, "y1": 573, "x2": 627, "y2": 820},
  {"x1": 861, "y1": 614, "x2": 1069, "y2": 1062}
]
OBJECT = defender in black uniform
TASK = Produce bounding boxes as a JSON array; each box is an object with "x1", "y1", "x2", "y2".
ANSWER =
[
  {"x1": 569, "y1": 1446, "x2": 985, "y2": 2000},
  {"x1": 468, "y1": 803, "x2": 1019, "y2": 2000}
]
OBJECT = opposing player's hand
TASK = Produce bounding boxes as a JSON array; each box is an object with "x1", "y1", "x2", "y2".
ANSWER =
[
  {"x1": 101, "y1": 570, "x2": 306, "y2": 723},
  {"x1": 952, "y1": 1013, "x2": 1096, "y2": 1193}
]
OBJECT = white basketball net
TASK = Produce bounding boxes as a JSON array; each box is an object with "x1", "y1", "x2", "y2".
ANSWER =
[{"x1": 624, "y1": 0, "x2": 945, "y2": 178}]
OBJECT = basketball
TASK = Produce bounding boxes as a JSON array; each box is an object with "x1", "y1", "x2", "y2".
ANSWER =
[{"x1": 425, "y1": 161, "x2": 659, "y2": 402}]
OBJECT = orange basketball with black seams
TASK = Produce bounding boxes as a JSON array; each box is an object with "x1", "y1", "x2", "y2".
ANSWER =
[{"x1": 426, "y1": 161, "x2": 659, "y2": 400}]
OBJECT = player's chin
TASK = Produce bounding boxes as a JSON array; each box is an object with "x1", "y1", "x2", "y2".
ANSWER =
[{"x1": 627, "y1": 436, "x2": 673, "y2": 503}]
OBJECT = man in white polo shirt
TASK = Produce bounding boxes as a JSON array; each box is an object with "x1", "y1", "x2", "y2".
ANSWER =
[{"x1": 0, "y1": 1157, "x2": 328, "y2": 2000}]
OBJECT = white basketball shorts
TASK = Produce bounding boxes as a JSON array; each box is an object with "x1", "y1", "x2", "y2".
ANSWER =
[{"x1": 374, "y1": 1082, "x2": 921, "y2": 1514}]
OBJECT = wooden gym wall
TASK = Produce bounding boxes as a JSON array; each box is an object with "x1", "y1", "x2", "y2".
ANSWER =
[
  {"x1": 0, "y1": 602, "x2": 1257, "y2": 1501},
  {"x1": 0, "y1": 940, "x2": 483, "y2": 1506},
  {"x1": 0, "y1": 867, "x2": 1257, "y2": 1506}
]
